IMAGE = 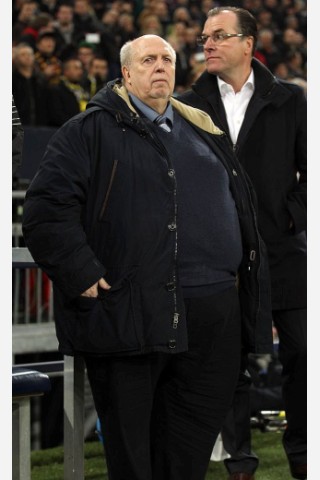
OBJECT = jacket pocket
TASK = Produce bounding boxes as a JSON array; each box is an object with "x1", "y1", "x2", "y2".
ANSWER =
[{"x1": 73, "y1": 276, "x2": 142, "y2": 354}]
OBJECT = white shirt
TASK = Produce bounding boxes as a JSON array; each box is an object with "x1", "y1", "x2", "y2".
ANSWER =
[{"x1": 217, "y1": 70, "x2": 255, "y2": 146}]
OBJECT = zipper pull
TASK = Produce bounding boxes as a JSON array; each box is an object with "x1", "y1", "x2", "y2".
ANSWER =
[
  {"x1": 248, "y1": 250, "x2": 256, "y2": 271},
  {"x1": 173, "y1": 313, "x2": 179, "y2": 329}
]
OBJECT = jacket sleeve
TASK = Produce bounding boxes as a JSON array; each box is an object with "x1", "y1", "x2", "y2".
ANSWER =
[
  {"x1": 22, "y1": 116, "x2": 106, "y2": 299},
  {"x1": 286, "y1": 86, "x2": 307, "y2": 234}
]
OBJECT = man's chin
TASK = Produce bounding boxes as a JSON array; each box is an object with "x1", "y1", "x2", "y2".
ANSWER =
[
  {"x1": 152, "y1": 90, "x2": 171, "y2": 99},
  {"x1": 207, "y1": 66, "x2": 220, "y2": 75}
]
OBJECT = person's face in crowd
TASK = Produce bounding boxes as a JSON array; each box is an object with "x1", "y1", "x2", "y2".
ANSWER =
[
  {"x1": 74, "y1": 0, "x2": 90, "y2": 16},
  {"x1": 56, "y1": 5, "x2": 74, "y2": 26},
  {"x1": 122, "y1": 36, "x2": 176, "y2": 113},
  {"x1": 153, "y1": 1, "x2": 169, "y2": 20},
  {"x1": 78, "y1": 47, "x2": 95, "y2": 69},
  {"x1": 201, "y1": 11, "x2": 253, "y2": 77},
  {"x1": 273, "y1": 62, "x2": 289, "y2": 79},
  {"x1": 37, "y1": 36, "x2": 56, "y2": 55},
  {"x1": 258, "y1": 28, "x2": 274, "y2": 48},
  {"x1": 14, "y1": 45, "x2": 35, "y2": 69},
  {"x1": 18, "y1": 1, "x2": 38, "y2": 21},
  {"x1": 120, "y1": 1, "x2": 134, "y2": 14},
  {"x1": 201, "y1": 0, "x2": 216, "y2": 15},
  {"x1": 64, "y1": 59, "x2": 84, "y2": 82},
  {"x1": 90, "y1": 58, "x2": 109, "y2": 81},
  {"x1": 118, "y1": 13, "x2": 135, "y2": 32},
  {"x1": 102, "y1": 9, "x2": 119, "y2": 26}
]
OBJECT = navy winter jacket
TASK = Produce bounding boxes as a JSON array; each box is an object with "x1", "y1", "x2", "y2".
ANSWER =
[{"x1": 22, "y1": 79, "x2": 273, "y2": 356}]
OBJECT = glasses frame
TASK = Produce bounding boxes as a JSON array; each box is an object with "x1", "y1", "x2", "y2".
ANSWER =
[{"x1": 196, "y1": 33, "x2": 247, "y2": 47}]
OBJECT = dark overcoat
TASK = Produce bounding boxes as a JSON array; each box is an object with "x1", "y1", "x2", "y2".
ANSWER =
[{"x1": 179, "y1": 58, "x2": 307, "y2": 310}]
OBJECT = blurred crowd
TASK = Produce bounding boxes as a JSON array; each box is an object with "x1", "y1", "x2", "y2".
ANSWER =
[{"x1": 12, "y1": 0, "x2": 307, "y2": 128}]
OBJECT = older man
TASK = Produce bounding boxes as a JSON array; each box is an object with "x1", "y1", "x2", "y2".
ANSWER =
[{"x1": 22, "y1": 35, "x2": 272, "y2": 480}]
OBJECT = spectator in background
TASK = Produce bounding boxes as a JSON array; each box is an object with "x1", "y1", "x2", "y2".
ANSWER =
[
  {"x1": 139, "y1": 14, "x2": 163, "y2": 36},
  {"x1": 152, "y1": 1, "x2": 172, "y2": 36},
  {"x1": 184, "y1": 25, "x2": 203, "y2": 60},
  {"x1": 273, "y1": 61, "x2": 290, "y2": 80},
  {"x1": 12, "y1": 42, "x2": 49, "y2": 126},
  {"x1": 255, "y1": 7, "x2": 278, "y2": 31},
  {"x1": 291, "y1": 0, "x2": 307, "y2": 37},
  {"x1": 280, "y1": 27, "x2": 307, "y2": 76},
  {"x1": 37, "y1": 0, "x2": 59, "y2": 16},
  {"x1": 179, "y1": 6, "x2": 307, "y2": 480},
  {"x1": 47, "y1": 57, "x2": 89, "y2": 126},
  {"x1": 89, "y1": 0, "x2": 107, "y2": 20},
  {"x1": 99, "y1": 7, "x2": 122, "y2": 79},
  {"x1": 286, "y1": 49, "x2": 306, "y2": 80},
  {"x1": 255, "y1": 27, "x2": 282, "y2": 72},
  {"x1": 12, "y1": 0, "x2": 307, "y2": 99},
  {"x1": 52, "y1": 3, "x2": 79, "y2": 60},
  {"x1": 34, "y1": 30, "x2": 62, "y2": 84},
  {"x1": 199, "y1": 0, "x2": 217, "y2": 22},
  {"x1": 77, "y1": 40, "x2": 97, "y2": 76},
  {"x1": 12, "y1": 95, "x2": 24, "y2": 178},
  {"x1": 73, "y1": 0, "x2": 104, "y2": 43},
  {"x1": 12, "y1": 0, "x2": 39, "y2": 45},
  {"x1": 184, "y1": 51, "x2": 206, "y2": 91},
  {"x1": 117, "y1": 12, "x2": 138, "y2": 45},
  {"x1": 262, "y1": 0, "x2": 284, "y2": 29},
  {"x1": 18, "y1": 12, "x2": 55, "y2": 50},
  {"x1": 100, "y1": 6, "x2": 120, "y2": 34},
  {"x1": 81, "y1": 55, "x2": 109, "y2": 98},
  {"x1": 166, "y1": 22, "x2": 191, "y2": 91},
  {"x1": 171, "y1": 6, "x2": 193, "y2": 27}
]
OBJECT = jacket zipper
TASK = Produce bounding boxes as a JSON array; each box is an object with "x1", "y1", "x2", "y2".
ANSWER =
[{"x1": 145, "y1": 130, "x2": 180, "y2": 331}]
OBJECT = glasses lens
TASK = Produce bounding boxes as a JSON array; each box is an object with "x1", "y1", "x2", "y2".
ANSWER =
[{"x1": 196, "y1": 35, "x2": 206, "y2": 46}]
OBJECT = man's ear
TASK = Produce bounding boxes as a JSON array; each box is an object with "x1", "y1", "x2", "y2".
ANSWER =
[{"x1": 122, "y1": 65, "x2": 131, "y2": 84}]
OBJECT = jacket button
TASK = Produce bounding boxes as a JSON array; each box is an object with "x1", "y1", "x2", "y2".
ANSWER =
[
  {"x1": 168, "y1": 222, "x2": 176, "y2": 231},
  {"x1": 166, "y1": 282, "x2": 176, "y2": 291},
  {"x1": 168, "y1": 169, "x2": 175, "y2": 177},
  {"x1": 232, "y1": 169, "x2": 238, "y2": 176},
  {"x1": 168, "y1": 339, "x2": 176, "y2": 349}
]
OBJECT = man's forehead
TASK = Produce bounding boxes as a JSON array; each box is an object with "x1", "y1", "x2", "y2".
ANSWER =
[
  {"x1": 134, "y1": 39, "x2": 173, "y2": 56},
  {"x1": 205, "y1": 11, "x2": 237, "y2": 30}
]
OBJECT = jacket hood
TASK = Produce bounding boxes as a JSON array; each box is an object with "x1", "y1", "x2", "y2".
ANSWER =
[
  {"x1": 86, "y1": 78, "x2": 132, "y2": 114},
  {"x1": 87, "y1": 78, "x2": 224, "y2": 136}
]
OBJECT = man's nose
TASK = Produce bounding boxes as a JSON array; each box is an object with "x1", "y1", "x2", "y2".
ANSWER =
[
  {"x1": 204, "y1": 42, "x2": 217, "y2": 51},
  {"x1": 155, "y1": 59, "x2": 166, "y2": 70}
]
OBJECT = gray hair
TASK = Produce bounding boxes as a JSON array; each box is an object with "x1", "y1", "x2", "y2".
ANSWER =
[{"x1": 120, "y1": 35, "x2": 176, "y2": 68}]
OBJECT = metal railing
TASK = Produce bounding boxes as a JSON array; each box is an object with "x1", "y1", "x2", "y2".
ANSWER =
[
  {"x1": 13, "y1": 191, "x2": 54, "y2": 327},
  {"x1": 12, "y1": 247, "x2": 89, "y2": 480}
]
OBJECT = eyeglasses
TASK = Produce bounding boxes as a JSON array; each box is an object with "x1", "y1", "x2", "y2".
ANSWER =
[{"x1": 196, "y1": 33, "x2": 247, "y2": 46}]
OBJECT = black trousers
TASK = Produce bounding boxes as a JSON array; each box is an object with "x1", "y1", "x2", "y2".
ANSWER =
[
  {"x1": 84, "y1": 286, "x2": 241, "y2": 480},
  {"x1": 221, "y1": 358, "x2": 259, "y2": 475},
  {"x1": 274, "y1": 308, "x2": 307, "y2": 465},
  {"x1": 222, "y1": 307, "x2": 307, "y2": 474}
]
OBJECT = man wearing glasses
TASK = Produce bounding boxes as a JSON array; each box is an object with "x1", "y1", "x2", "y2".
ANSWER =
[{"x1": 179, "y1": 6, "x2": 307, "y2": 480}]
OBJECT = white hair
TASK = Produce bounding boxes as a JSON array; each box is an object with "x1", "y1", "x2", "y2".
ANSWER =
[{"x1": 120, "y1": 35, "x2": 176, "y2": 67}]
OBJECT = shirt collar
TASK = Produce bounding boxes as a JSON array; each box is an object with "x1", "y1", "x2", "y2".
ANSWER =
[
  {"x1": 129, "y1": 93, "x2": 174, "y2": 126},
  {"x1": 217, "y1": 69, "x2": 255, "y2": 96}
]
